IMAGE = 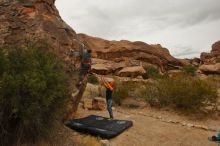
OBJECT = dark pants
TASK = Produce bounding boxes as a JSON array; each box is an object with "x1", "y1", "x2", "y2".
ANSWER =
[
  {"x1": 106, "y1": 89, "x2": 113, "y2": 119},
  {"x1": 80, "y1": 64, "x2": 91, "y2": 81}
]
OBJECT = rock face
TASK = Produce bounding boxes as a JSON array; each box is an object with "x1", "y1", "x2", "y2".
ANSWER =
[
  {"x1": 92, "y1": 97, "x2": 106, "y2": 111},
  {"x1": 78, "y1": 33, "x2": 181, "y2": 74},
  {"x1": 199, "y1": 63, "x2": 220, "y2": 74},
  {"x1": 0, "y1": 0, "x2": 83, "y2": 118},
  {"x1": 117, "y1": 66, "x2": 146, "y2": 77},
  {"x1": 212, "y1": 41, "x2": 220, "y2": 57},
  {"x1": 199, "y1": 41, "x2": 220, "y2": 74},
  {"x1": 200, "y1": 41, "x2": 220, "y2": 64},
  {"x1": 83, "y1": 97, "x2": 106, "y2": 110}
]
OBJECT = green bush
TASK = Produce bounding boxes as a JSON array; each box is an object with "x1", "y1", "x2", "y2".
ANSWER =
[
  {"x1": 113, "y1": 81, "x2": 136, "y2": 105},
  {"x1": 0, "y1": 47, "x2": 70, "y2": 146},
  {"x1": 142, "y1": 73, "x2": 149, "y2": 80},
  {"x1": 141, "y1": 75, "x2": 218, "y2": 114},
  {"x1": 143, "y1": 66, "x2": 159, "y2": 78},
  {"x1": 182, "y1": 65, "x2": 197, "y2": 76},
  {"x1": 87, "y1": 74, "x2": 99, "y2": 84}
]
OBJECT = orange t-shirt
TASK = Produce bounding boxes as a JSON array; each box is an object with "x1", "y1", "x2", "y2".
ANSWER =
[{"x1": 101, "y1": 77, "x2": 114, "y2": 91}]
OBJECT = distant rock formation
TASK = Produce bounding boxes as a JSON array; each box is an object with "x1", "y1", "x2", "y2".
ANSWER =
[
  {"x1": 199, "y1": 41, "x2": 220, "y2": 74},
  {"x1": 200, "y1": 41, "x2": 220, "y2": 64},
  {"x1": 0, "y1": 0, "x2": 84, "y2": 118},
  {"x1": 78, "y1": 33, "x2": 181, "y2": 75}
]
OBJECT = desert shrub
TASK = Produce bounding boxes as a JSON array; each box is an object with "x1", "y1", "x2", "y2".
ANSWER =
[
  {"x1": 113, "y1": 80, "x2": 137, "y2": 105},
  {"x1": 143, "y1": 66, "x2": 159, "y2": 78},
  {"x1": 0, "y1": 47, "x2": 70, "y2": 146},
  {"x1": 182, "y1": 65, "x2": 197, "y2": 76},
  {"x1": 142, "y1": 73, "x2": 149, "y2": 80},
  {"x1": 87, "y1": 74, "x2": 99, "y2": 85},
  {"x1": 136, "y1": 82, "x2": 159, "y2": 105},
  {"x1": 141, "y1": 75, "x2": 218, "y2": 114}
]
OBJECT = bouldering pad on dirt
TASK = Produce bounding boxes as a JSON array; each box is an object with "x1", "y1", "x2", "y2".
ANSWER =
[{"x1": 65, "y1": 115, "x2": 133, "y2": 139}]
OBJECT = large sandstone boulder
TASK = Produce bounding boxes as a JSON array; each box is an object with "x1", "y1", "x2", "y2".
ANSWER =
[
  {"x1": 92, "y1": 97, "x2": 106, "y2": 111},
  {"x1": 200, "y1": 41, "x2": 220, "y2": 64},
  {"x1": 91, "y1": 58, "x2": 132, "y2": 75},
  {"x1": 117, "y1": 66, "x2": 146, "y2": 77},
  {"x1": 78, "y1": 33, "x2": 181, "y2": 72},
  {"x1": 199, "y1": 63, "x2": 220, "y2": 74},
  {"x1": 0, "y1": 0, "x2": 84, "y2": 118},
  {"x1": 83, "y1": 97, "x2": 106, "y2": 110},
  {"x1": 200, "y1": 52, "x2": 213, "y2": 64},
  {"x1": 211, "y1": 41, "x2": 220, "y2": 57},
  {"x1": 178, "y1": 59, "x2": 191, "y2": 66},
  {"x1": 92, "y1": 64, "x2": 112, "y2": 75}
]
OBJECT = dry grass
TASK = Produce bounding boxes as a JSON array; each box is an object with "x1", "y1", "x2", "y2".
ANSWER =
[
  {"x1": 112, "y1": 75, "x2": 219, "y2": 116},
  {"x1": 75, "y1": 135, "x2": 101, "y2": 146},
  {"x1": 17, "y1": 125, "x2": 101, "y2": 146}
]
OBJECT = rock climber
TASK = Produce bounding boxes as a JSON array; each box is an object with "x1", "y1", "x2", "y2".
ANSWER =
[{"x1": 101, "y1": 77, "x2": 114, "y2": 119}]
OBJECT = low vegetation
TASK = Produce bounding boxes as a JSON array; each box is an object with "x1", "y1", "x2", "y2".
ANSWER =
[
  {"x1": 143, "y1": 66, "x2": 160, "y2": 78},
  {"x1": 87, "y1": 74, "x2": 99, "y2": 85},
  {"x1": 143, "y1": 76, "x2": 218, "y2": 114},
  {"x1": 182, "y1": 64, "x2": 197, "y2": 76},
  {"x1": 113, "y1": 75, "x2": 219, "y2": 115},
  {"x1": 0, "y1": 47, "x2": 70, "y2": 146},
  {"x1": 113, "y1": 80, "x2": 138, "y2": 105}
]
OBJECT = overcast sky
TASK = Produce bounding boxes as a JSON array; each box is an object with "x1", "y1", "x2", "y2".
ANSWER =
[{"x1": 55, "y1": 0, "x2": 220, "y2": 58}]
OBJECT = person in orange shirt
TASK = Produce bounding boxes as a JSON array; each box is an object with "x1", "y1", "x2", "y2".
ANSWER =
[{"x1": 101, "y1": 77, "x2": 114, "y2": 119}]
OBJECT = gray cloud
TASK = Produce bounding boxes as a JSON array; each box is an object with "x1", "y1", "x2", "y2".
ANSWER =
[
  {"x1": 55, "y1": 0, "x2": 220, "y2": 58},
  {"x1": 172, "y1": 45, "x2": 201, "y2": 58}
]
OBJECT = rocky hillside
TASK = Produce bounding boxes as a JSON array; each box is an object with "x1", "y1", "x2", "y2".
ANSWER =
[
  {"x1": 0, "y1": 0, "x2": 84, "y2": 117},
  {"x1": 78, "y1": 33, "x2": 181, "y2": 75},
  {"x1": 199, "y1": 41, "x2": 220, "y2": 74}
]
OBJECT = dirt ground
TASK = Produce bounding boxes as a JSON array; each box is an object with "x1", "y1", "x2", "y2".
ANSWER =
[{"x1": 76, "y1": 105, "x2": 219, "y2": 146}]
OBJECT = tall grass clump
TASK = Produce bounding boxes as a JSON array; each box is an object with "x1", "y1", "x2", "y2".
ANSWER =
[
  {"x1": 87, "y1": 74, "x2": 99, "y2": 85},
  {"x1": 182, "y1": 64, "x2": 197, "y2": 76},
  {"x1": 0, "y1": 47, "x2": 70, "y2": 146},
  {"x1": 141, "y1": 75, "x2": 218, "y2": 114},
  {"x1": 143, "y1": 66, "x2": 160, "y2": 78}
]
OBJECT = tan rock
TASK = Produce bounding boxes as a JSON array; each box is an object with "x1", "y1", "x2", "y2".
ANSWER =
[
  {"x1": 100, "y1": 139, "x2": 110, "y2": 146},
  {"x1": 186, "y1": 124, "x2": 194, "y2": 128},
  {"x1": 83, "y1": 99, "x2": 93, "y2": 110},
  {"x1": 91, "y1": 58, "x2": 127, "y2": 75},
  {"x1": 92, "y1": 64, "x2": 112, "y2": 75},
  {"x1": 211, "y1": 41, "x2": 220, "y2": 57},
  {"x1": 199, "y1": 63, "x2": 220, "y2": 74},
  {"x1": 200, "y1": 40, "x2": 220, "y2": 64},
  {"x1": 191, "y1": 58, "x2": 201, "y2": 66},
  {"x1": 118, "y1": 66, "x2": 146, "y2": 77},
  {"x1": 121, "y1": 97, "x2": 146, "y2": 108},
  {"x1": 136, "y1": 76, "x2": 143, "y2": 79},
  {"x1": 178, "y1": 59, "x2": 191, "y2": 66},
  {"x1": 200, "y1": 52, "x2": 213, "y2": 63},
  {"x1": 200, "y1": 125, "x2": 209, "y2": 130},
  {"x1": 92, "y1": 97, "x2": 106, "y2": 110}
]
